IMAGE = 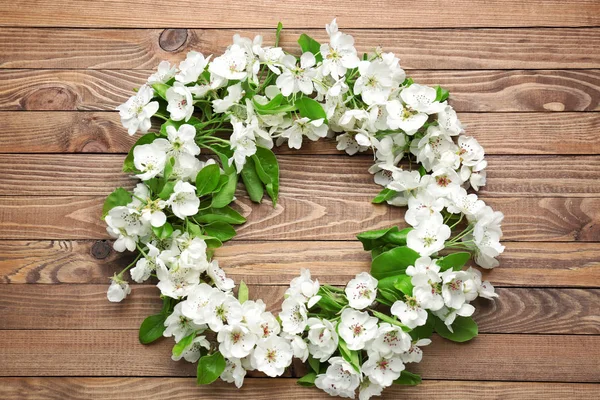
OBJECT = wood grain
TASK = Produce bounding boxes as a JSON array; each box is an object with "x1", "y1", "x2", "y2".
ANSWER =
[
  {"x1": 2, "y1": 111, "x2": 600, "y2": 155},
  {"x1": 1, "y1": 69, "x2": 599, "y2": 112},
  {"x1": 1, "y1": 154, "x2": 600, "y2": 198},
  {"x1": 0, "y1": 330, "x2": 597, "y2": 381},
  {"x1": 1, "y1": 240, "x2": 598, "y2": 287},
  {"x1": 0, "y1": 284, "x2": 597, "y2": 334},
  {"x1": 0, "y1": 196, "x2": 598, "y2": 242},
  {"x1": 0, "y1": 378, "x2": 598, "y2": 400},
  {"x1": 2, "y1": 28, "x2": 600, "y2": 70},
  {"x1": 1, "y1": 0, "x2": 599, "y2": 28}
]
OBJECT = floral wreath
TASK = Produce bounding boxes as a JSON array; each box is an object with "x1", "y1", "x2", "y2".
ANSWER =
[{"x1": 104, "y1": 19, "x2": 504, "y2": 399}]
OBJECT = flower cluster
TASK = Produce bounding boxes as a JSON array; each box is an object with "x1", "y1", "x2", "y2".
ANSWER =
[{"x1": 104, "y1": 19, "x2": 503, "y2": 400}]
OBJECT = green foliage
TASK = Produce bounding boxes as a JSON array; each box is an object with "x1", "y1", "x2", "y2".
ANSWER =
[
  {"x1": 202, "y1": 221, "x2": 236, "y2": 243},
  {"x1": 297, "y1": 33, "x2": 323, "y2": 62},
  {"x1": 338, "y1": 339, "x2": 360, "y2": 373},
  {"x1": 195, "y1": 164, "x2": 221, "y2": 196},
  {"x1": 172, "y1": 332, "x2": 195, "y2": 357},
  {"x1": 241, "y1": 156, "x2": 264, "y2": 203},
  {"x1": 197, "y1": 351, "x2": 226, "y2": 385},
  {"x1": 102, "y1": 187, "x2": 132, "y2": 218},
  {"x1": 294, "y1": 96, "x2": 327, "y2": 122},
  {"x1": 297, "y1": 372, "x2": 317, "y2": 387},
  {"x1": 435, "y1": 85, "x2": 450, "y2": 102},
  {"x1": 195, "y1": 206, "x2": 246, "y2": 225},
  {"x1": 371, "y1": 246, "x2": 420, "y2": 280},
  {"x1": 372, "y1": 310, "x2": 410, "y2": 331},
  {"x1": 152, "y1": 221, "x2": 173, "y2": 240},
  {"x1": 434, "y1": 315, "x2": 478, "y2": 342},
  {"x1": 211, "y1": 171, "x2": 237, "y2": 208},
  {"x1": 437, "y1": 252, "x2": 471, "y2": 271},
  {"x1": 139, "y1": 297, "x2": 172, "y2": 345},
  {"x1": 394, "y1": 274, "x2": 414, "y2": 296},
  {"x1": 151, "y1": 83, "x2": 170, "y2": 100},
  {"x1": 238, "y1": 280, "x2": 249, "y2": 304},
  {"x1": 356, "y1": 226, "x2": 411, "y2": 251},
  {"x1": 394, "y1": 370, "x2": 422, "y2": 386},
  {"x1": 372, "y1": 187, "x2": 398, "y2": 204},
  {"x1": 252, "y1": 146, "x2": 280, "y2": 206}
]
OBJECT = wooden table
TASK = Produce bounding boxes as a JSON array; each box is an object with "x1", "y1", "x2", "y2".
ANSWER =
[{"x1": 0, "y1": 1, "x2": 599, "y2": 398}]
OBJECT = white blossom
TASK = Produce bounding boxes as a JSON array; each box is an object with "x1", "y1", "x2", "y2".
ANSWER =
[
  {"x1": 133, "y1": 139, "x2": 169, "y2": 180},
  {"x1": 251, "y1": 336, "x2": 293, "y2": 377},
  {"x1": 163, "y1": 302, "x2": 204, "y2": 342},
  {"x1": 276, "y1": 53, "x2": 316, "y2": 96},
  {"x1": 172, "y1": 336, "x2": 210, "y2": 363},
  {"x1": 390, "y1": 299, "x2": 428, "y2": 329},
  {"x1": 116, "y1": 85, "x2": 159, "y2": 135},
  {"x1": 362, "y1": 351, "x2": 405, "y2": 387},
  {"x1": 345, "y1": 272, "x2": 378, "y2": 310},
  {"x1": 369, "y1": 323, "x2": 411, "y2": 357},
  {"x1": 400, "y1": 84, "x2": 446, "y2": 114},
  {"x1": 280, "y1": 117, "x2": 328, "y2": 150},
  {"x1": 209, "y1": 44, "x2": 248, "y2": 81},
  {"x1": 315, "y1": 356, "x2": 361, "y2": 398},
  {"x1": 221, "y1": 357, "x2": 246, "y2": 388},
  {"x1": 107, "y1": 274, "x2": 131, "y2": 302},
  {"x1": 279, "y1": 296, "x2": 308, "y2": 335},
  {"x1": 218, "y1": 324, "x2": 258, "y2": 359},
  {"x1": 164, "y1": 181, "x2": 200, "y2": 219},
  {"x1": 338, "y1": 308, "x2": 378, "y2": 350},
  {"x1": 166, "y1": 82, "x2": 194, "y2": 121},
  {"x1": 307, "y1": 317, "x2": 339, "y2": 362},
  {"x1": 148, "y1": 61, "x2": 177, "y2": 85},
  {"x1": 406, "y1": 218, "x2": 451, "y2": 256},
  {"x1": 176, "y1": 51, "x2": 210, "y2": 84}
]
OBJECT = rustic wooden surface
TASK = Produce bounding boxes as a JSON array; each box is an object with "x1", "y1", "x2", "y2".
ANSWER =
[{"x1": 0, "y1": 1, "x2": 599, "y2": 399}]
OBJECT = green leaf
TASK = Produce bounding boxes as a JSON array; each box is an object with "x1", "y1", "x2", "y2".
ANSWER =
[
  {"x1": 195, "y1": 164, "x2": 221, "y2": 196},
  {"x1": 139, "y1": 313, "x2": 167, "y2": 344},
  {"x1": 238, "y1": 280, "x2": 249, "y2": 304},
  {"x1": 377, "y1": 276, "x2": 403, "y2": 304},
  {"x1": 172, "y1": 332, "x2": 195, "y2": 357},
  {"x1": 297, "y1": 372, "x2": 317, "y2": 387},
  {"x1": 152, "y1": 83, "x2": 170, "y2": 100},
  {"x1": 438, "y1": 252, "x2": 471, "y2": 272},
  {"x1": 297, "y1": 33, "x2": 323, "y2": 62},
  {"x1": 308, "y1": 356, "x2": 321, "y2": 374},
  {"x1": 409, "y1": 314, "x2": 435, "y2": 341},
  {"x1": 152, "y1": 221, "x2": 173, "y2": 240},
  {"x1": 338, "y1": 339, "x2": 360, "y2": 373},
  {"x1": 197, "y1": 351, "x2": 226, "y2": 385},
  {"x1": 371, "y1": 246, "x2": 420, "y2": 280},
  {"x1": 195, "y1": 206, "x2": 246, "y2": 225},
  {"x1": 372, "y1": 188, "x2": 398, "y2": 204},
  {"x1": 163, "y1": 157, "x2": 175, "y2": 180},
  {"x1": 158, "y1": 180, "x2": 176, "y2": 200},
  {"x1": 211, "y1": 172, "x2": 238, "y2": 208},
  {"x1": 435, "y1": 85, "x2": 449, "y2": 102},
  {"x1": 434, "y1": 315, "x2": 478, "y2": 343},
  {"x1": 294, "y1": 96, "x2": 327, "y2": 122},
  {"x1": 275, "y1": 22, "x2": 283, "y2": 47},
  {"x1": 394, "y1": 274, "x2": 414, "y2": 296},
  {"x1": 123, "y1": 133, "x2": 157, "y2": 173},
  {"x1": 102, "y1": 187, "x2": 132, "y2": 218},
  {"x1": 356, "y1": 226, "x2": 411, "y2": 251},
  {"x1": 240, "y1": 156, "x2": 264, "y2": 203},
  {"x1": 252, "y1": 146, "x2": 279, "y2": 206},
  {"x1": 209, "y1": 144, "x2": 236, "y2": 175},
  {"x1": 394, "y1": 370, "x2": 422, "y2": 386},
  {"x1": 372, "y1": 310, "x2": 410, "y2": 331},
  {"x1": 202, "y1": 221, "x2": 236, "y2": 243}
]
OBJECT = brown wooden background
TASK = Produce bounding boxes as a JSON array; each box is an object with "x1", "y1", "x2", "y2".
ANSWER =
[{"x1": 0, "y1": 1, "x2": 599, "y2": 399}]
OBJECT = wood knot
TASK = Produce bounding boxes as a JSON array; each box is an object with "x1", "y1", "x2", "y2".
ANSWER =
[
  {"x1": 159, "y1": 29, "x2": 188, "y2": 52},
  {"x1": 91, "y1": 240, "x2": 112, "y2": 260},
  {"x1": 21, "y1": 86, "x2": 77, "y2": 110}
]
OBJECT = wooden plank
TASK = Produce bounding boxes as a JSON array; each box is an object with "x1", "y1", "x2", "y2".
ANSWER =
[
  {"x1": 2, "y1": 111, "x2": 600, "y2": 155},
  {"x1": 0, "y1": 378, "x2": 598, "y2": 400},
  {"x1": 0, "y1": 330, "x2": 597, "y2": 381},
  {"x1": 0, "y1": 196, "x2": 598, "y2": 242},
  {"x1": 1, "y1": 240, "x2": 598, "y2": 287},
  {"x1": 0, "y1": 284, "x2": 597, "y2": 334},
  {"x1": 1, "y1": 154, "x2": 600, "y2": 198},
  {"x1": 0, "y1": 111, "x2": 598, "y2": 156},
  {"x1": 0, "y1": 69, "x2": 599, "y2": 112},
  {"x1": 2, "y1": 28, "x2": 600, "y2": 70},
  {"x1": 0, "y1": 1, "x2": 598, "y2": 28}
]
